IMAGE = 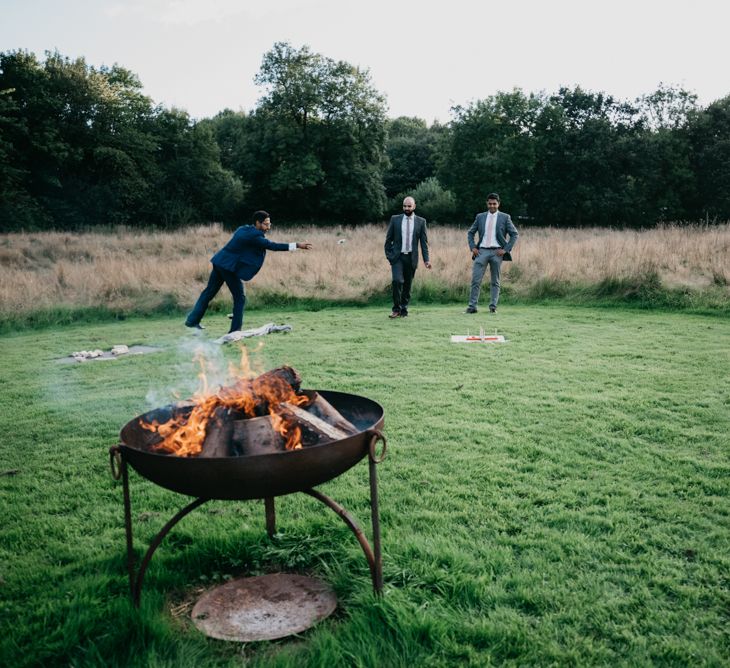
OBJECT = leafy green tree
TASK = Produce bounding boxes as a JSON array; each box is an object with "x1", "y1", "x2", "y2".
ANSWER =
[
  {"x1": 626, "y1": 86, "x2": 699, "y2": 222},
  {"x1": 637, "y1": 83, "x2": 699, "y2": 131},
  {"x1": 685, "y1": 96, "x2": 730, "y2": 221},
  {"x1": 241, "y1": 42, "x2": 388, "y2": 222},
  {"x1": 383, "y1": 117, "x2": 444, "y2": 199},
  {"x1": 389, "y1": 177, "x2": 458, "y2": 224},
  {"x1": 527, "y1": 87, "x2": 642, "y2": 226},
  {"x1": 438, "y1": 90, "x2": 540, "y2": 221},
  {"x1": 144, "y1": 108, "x2": 245, "y2": 227},
  {"x1": 0, "y1": 50, "x2": 158, "y2": 228},
  {"x1": 0, "y1": 50, "x2": 244, "y2": 229},
  {"x1": 0, "y1": 81, "x2": 48, "y2": 229},
  {"x1": 0, "y1": 50, "x2": 70, "y2": 229},
  {"x1": 199, "y1": 110, "x2": 251, "y2": 177}
]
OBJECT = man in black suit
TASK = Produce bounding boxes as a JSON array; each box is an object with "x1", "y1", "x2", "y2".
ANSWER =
[
  {"x1": 384, "y1": 196, "x2": 432, "y2": 318},
  {"x1": 185, "y1": 210, "x2": 312, "y2": 333}
]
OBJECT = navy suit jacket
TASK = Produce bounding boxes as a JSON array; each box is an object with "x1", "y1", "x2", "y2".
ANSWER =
[{"x1": 211, "y1": 226, "x2": 290, "y2": 281}]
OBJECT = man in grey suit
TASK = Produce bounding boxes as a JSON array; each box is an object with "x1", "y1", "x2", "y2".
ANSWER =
[
  {"x1": 466, "y1": 192, "x2": 519, "y2": 314},
  {"x1": 384, "y1": 196, "x2": 432, "y2": 318}
]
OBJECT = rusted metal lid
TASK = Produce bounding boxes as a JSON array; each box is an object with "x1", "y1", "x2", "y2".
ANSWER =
[{"x1": 191, "y1": 573, "x2": 337, "y2": 641}]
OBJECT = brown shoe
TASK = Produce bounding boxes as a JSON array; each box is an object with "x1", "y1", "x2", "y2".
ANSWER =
[{"x1": 389, "y1": 310, "x2": 400, "y2": 319}]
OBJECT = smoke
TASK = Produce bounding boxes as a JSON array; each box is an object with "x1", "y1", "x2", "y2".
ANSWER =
[{"x1": 144, "y1": 337, "x2": 268, "y2": 408}]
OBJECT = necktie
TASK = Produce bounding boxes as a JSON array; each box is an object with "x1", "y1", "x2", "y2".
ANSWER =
[
  {"x1": 406, "y1": 217, "x2": 412, "y2": 252},
  {"x1": 486, "y1": 214, "x2": 494, "y2": 246}
]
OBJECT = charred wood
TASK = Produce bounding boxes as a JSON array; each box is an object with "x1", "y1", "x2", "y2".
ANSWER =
[
  {"x1": 231, "y1": 416, "x2": 285, "y2": 456},
  {"x1": 301, "y1": 391, "x2": 358, "y2": 434},
  {"x1": 200, "y1": 407, "x2": 235, "y2": 457}
]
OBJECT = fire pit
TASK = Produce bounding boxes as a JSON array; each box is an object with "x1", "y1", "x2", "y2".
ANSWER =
[{"x1": 109, "y1": 376, "x2": 386, "y2": 612}]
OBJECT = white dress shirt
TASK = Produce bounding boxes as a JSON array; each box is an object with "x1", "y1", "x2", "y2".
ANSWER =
[
  {"x1": 401, "y1": 215, "x2": 414, "y2": 253},
  {"x1": 479, "y1": 212, "x2": 499, "y2": 248}
]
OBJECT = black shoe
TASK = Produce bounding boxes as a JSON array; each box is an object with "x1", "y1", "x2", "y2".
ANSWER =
[
  {"x1": 400, "y1": 310, "x2": 408, "y2": 317},
  {"x1": 185, "y1": 322, "x2": 205, "y2": 330},
  {"x1": 389, "y1": 310, "x2": 400, "y2": 319},
  {"x1": 465, "y1": 307, "x2": 478, "y2": 314},
  {"x1": 489, "y1": 305, "x2": 496, "y2": 313}
]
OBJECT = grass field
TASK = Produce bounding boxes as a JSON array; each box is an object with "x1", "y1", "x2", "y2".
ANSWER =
[
  {"x1": 2, "y1": 223, "x2": 729, "y2": 332},
  {"x1": 1, "y1": 304, "x2": 729, "y2": 667}
]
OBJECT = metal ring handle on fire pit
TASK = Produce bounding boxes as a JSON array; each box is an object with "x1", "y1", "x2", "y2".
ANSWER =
[
  {"x1": 368, "y1": 430, "x2": 387, "y2": 464},
  {"x1": 109, "y1": 445, "x2": 123, "y2": 480}
]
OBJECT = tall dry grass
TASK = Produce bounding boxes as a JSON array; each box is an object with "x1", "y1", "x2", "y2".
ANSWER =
[{"x1": 1, "y1": 223, "x2": 728, "y2": 324}]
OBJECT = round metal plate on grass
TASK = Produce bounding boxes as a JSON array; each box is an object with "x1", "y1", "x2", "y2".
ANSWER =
[{"x1": 191, "y1": 573, "x2": 337, "y2": 641}]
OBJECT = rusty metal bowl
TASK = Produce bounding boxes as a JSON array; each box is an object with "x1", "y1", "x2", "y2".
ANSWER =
[{"x1": 118, "y1": 390, "x2": 384, "y2": 500}]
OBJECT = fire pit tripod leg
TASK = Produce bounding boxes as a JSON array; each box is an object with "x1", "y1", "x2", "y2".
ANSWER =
[
  {"x1": 264, "y1": 497, "x2": 276, "y2": 538},
  {"x1": 111, "y1": 447, "x2": 209, "y2": 607},
  {"x1": 301, "y1": 431, "x2": 386, "y2": 594},
  {"x1": 303, "y1": 488, "x2": 382, "y2": 594}
]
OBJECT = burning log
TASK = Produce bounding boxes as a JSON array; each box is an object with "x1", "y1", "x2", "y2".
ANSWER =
[
  {"x1": 301, "y1": 391, "x2": 358, "y2": 435},
  {"x1": 280, "y1": 403, "x2": 351, "y2": 442},
  {"x1": 199, "y1": 407, "x2": 235, "y2": 458},
  {"x1": 141, "y1": 366, "x2": 303, "y2": 456},
  {"x1": 140, "y1": 365, "x2": 361, "y2": 457},
  {"x1": 231, "y1": 416, "x2": 285, "y2": 456},
  {"x1": 231, "y1": 395, "x2": 360, "y2": 456},
  {"x1": 220, "y1": 366, "x2": 303, "y2": 416}
]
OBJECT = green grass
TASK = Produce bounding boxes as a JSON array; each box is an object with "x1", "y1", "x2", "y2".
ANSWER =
[
  {"x1": 1, "y1": 304, "x2": 729, "y2": 667},
  {"x1": 1, "y1": 270, "x2": 729, "y2": 336}
]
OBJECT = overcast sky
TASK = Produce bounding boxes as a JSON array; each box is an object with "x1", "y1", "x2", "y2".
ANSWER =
[{"x1": 3, "y1": 0, "x2": 728, "y2": 123}]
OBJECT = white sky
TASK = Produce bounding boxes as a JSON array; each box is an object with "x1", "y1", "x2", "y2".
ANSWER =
[{"x1": 2, "y1": 0, "x2": 729, "y2": 123}]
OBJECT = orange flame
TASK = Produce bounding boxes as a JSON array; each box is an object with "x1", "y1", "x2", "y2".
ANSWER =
[{"x1": 140, "y1": 350, "x2": 308, "y2": 456}]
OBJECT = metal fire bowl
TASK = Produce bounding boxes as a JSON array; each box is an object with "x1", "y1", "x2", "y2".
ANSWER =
[{"x1": 118, "y1": 390, "x2": 384, "y2": 500}]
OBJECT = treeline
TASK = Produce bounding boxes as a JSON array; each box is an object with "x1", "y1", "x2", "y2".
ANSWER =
[{"x1": 1, "y1": 44, "x2": 729, "y2": 231}]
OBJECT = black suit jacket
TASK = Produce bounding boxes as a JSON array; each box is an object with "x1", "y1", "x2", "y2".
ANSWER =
[{"x1": 384, "y1": 214, "x2": 430, "y2": 268}]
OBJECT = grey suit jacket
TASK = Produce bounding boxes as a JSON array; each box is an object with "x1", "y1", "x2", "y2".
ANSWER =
[
  {"x1": 467, "y1": 211, "x2": 519, "y2": 261},
  {"x1": 384, "y1": 214, "x2": 430, "y2": 268}
]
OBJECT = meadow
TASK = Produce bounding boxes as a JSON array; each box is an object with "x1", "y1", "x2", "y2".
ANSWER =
[
  {"x1": 1, "y1": 303, "x2": 729, "y2": 667},
  {"x1": 1, "y1": 223, "x2": 729, "y2": 332}
]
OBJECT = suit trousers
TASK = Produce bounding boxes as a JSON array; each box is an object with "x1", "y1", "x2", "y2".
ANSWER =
[
  {"x1": 186, "y1": 264, "x2": 246, "y2": 333},
  {"x1": 391, "y1": 252, "x2": 416, "y2": 312},
  {"x1": 469, "y1": 249, "x2": 503, "y2": 308}
]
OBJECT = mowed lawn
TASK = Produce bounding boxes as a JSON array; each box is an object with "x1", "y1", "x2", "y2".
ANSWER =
[{"x1": 1, "y1": 304, "x2": 729, "y2": 667}]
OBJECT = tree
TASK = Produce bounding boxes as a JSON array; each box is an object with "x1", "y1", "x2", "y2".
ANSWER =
[
  {"x1": 622, "y1": 85, "x2": 698, "y2": 222},
  {"x1": 637, "y1": 83, "x2": 699, "y2": 131},
  {"x1": 241, "y1": 42, "x2": 388, "y2": 222},
  {"x1": 199, "y1": 109, "x2": 251, "y2": 175},
  {"x1": 383, "y1": 117, "x2": 444, "y2": 199},
  {"x1": 527, "y1": 87, "x2": 642, "y2": 226},
  {"x1": 144, "y1": 108, "x2": 245, "y2": 227},
  {"x1": 390, "y1": 177, "x2": 457, "y2": 225},
  {"x1": 0, "y1": 79, "x2": 48, "y2": 228},
  {"x1": 689, "y1": 95, "x2": 730, "y2": 220},
  {"x1": 438, "y1": 90, "x2": 540, "y2": 221},
  {"x1": 0, "y1": 49, "x2": 244, "y2": 229}
]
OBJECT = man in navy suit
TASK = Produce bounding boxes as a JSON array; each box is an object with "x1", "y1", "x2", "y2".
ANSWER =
[
  {"x1": 185, "y1": 210, "x2": 312, "y2": 333},
  {"x1": 465, "y1": 193, "x2": 519, "y2": 314}
]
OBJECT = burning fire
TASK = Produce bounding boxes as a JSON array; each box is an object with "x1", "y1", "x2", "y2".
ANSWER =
[{"x1": 141, "y1": 350, "x2": 308, "y2": 456}]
